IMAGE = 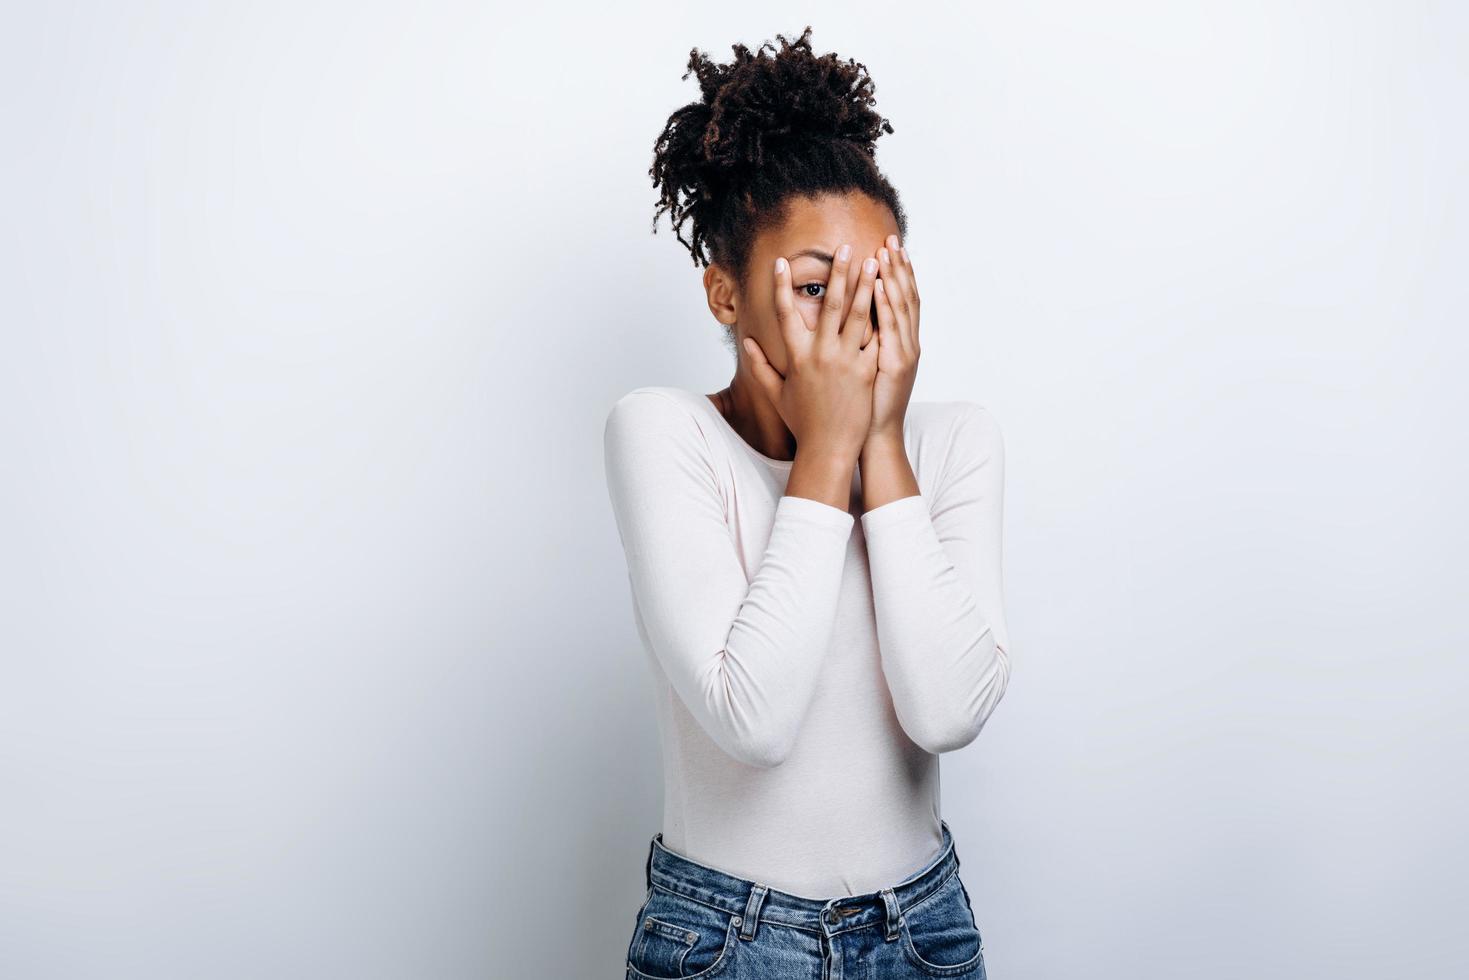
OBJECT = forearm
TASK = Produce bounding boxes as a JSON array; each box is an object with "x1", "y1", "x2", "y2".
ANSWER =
[
  {"x1": 605, "y1": 389, "x2": 858, "y2": 769},
  {"x1": 861, "y1": 496, "x2": 1009, "y2": 754},
  {"x1": 707, "y1": 494, "x2": 853, "y2": 767},
  {"x1": 858, "y1": 416, "x2": 1010, "y2": 754}
]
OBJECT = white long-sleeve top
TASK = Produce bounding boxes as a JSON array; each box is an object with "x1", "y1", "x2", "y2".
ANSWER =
[{"x1": 603, "y1": 385, "x2": 1011, "y2": 898}]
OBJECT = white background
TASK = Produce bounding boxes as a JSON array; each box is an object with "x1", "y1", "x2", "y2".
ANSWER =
[{"x1": 2, "y1": 3, "x2": 1465, "y2": 978}]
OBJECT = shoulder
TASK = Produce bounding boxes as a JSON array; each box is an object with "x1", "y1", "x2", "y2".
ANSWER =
[
  {"x1": 605, "y1": 385, "x2": 699, "y2": 428},
  {"x1": 908, "y1": 400, "x2": 1003, "y2": 454},
  {"x1": 603, "y1": 386, "x2": 715, "y2": 462},
  {"x1": 891, "y1": 401, "x2": 1003, "y2": 497},
  {"x1": 917, "y1": 402, "x2": 1006, "y2": 498}
]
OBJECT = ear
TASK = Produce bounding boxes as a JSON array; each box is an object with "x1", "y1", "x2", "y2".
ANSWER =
[{"x1": 703, "y1": 264, "x2": 738, "y2": 330}]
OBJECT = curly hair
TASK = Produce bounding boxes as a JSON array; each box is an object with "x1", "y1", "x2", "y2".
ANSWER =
[{"x1": 649, "y1": 26, "x2": 909, "y2": 320}]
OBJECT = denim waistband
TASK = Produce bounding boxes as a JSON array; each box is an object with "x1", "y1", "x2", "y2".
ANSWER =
[{"x1": 642, "y1": 820, "x2": 963, "y2": 941}]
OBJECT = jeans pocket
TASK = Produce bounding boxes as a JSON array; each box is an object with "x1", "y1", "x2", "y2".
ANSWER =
[
  {"x1": 898, "y1": 872, "x2": 986, "y2": 978},
  {"x1": 626, "y1": 886, "x2": 738, "y2": 979}
]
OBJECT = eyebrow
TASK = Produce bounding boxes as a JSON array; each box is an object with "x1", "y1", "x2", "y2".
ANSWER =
[{"x1": 788, "y1": 247, "x2": 834, "y2": 264}]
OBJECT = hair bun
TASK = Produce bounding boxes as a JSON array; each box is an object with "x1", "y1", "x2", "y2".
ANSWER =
[
  {"x1": 683, "y1": 25, "x2": 893, "y2": 172},
  {"x1": 649, "y1": 25, "x2": 906, "y2": 290}
]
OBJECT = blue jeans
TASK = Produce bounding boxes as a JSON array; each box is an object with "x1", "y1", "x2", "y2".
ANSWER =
[{"x1": 625, "y1": 819, "x2": 988, "y2": 979}]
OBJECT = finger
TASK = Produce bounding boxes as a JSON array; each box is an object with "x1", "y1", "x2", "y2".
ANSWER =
[
  {"x1": 843, "y1": 254, "x2": 879, "y2": 352},
  {"x1": 885, "y1": 237, "x2": 920, "y2": 346},
  {"x1": 742, "y1": 336, "x2": 783, "y2": 405},
  {"x1": 872, "y1": 274, "x2": 894, "y2": 349},
  {"x1": 861, "y1": 322, "x2": 880, "y2": 375},
  {"x1": 817, "y1": 243, "x2": 853, "y2": 344},
  {"x1": 897, "y1": 240, "x2": 920, "y2": 348},
  {"x1": 877, "y1": 245, "x2": 911, "y2": 352},
  {"x1": 860, "y1": 295, "x2": 881, "y2": 373},
  {"x1": 770, "y1": 255, "x2": 808, "y2": 354},
  {"x1": 884, "y1": 235, "x2": 917, "y2": 296},
  {"x1": 900, "y1": 242, "x2": 918, "y2": 294}
]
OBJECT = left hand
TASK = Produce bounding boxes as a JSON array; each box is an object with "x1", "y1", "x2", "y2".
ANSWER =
[{"x1": 867, "y1": 233, "x2": 920, "y2": 445}]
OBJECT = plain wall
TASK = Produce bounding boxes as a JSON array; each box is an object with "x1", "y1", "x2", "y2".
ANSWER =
[{"x1": 1, "y1": 2, "x2": 1465, "y2": 978}]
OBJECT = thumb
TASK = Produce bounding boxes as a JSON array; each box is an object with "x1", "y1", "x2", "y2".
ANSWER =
[{"x1": 742, "y1": 337, "x2": 783, "y2": 405}]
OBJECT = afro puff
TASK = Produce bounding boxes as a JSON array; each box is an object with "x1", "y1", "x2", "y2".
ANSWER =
[{"x1": 650, "y1": 26, "x2": 909, "y2": 305}]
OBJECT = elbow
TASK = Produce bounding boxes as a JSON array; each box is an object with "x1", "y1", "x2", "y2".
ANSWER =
[
  {"x1": 707, "y1": 660, "x2": 801, "y2": 769},
  {"x1": 725, "y1": 727, "x2": 796, "y2": 770},
  {"x1": 903, "y1": 640, "x2": 1012, "y2": 756},
  {"x1": 906, "y1": 712, "x2": 986, "y2": 756},
  {"x1": 693, "y1": 650, "x2": 803, "y2": 769}
]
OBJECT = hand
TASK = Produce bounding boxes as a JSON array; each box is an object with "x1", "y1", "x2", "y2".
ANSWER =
[
  {"x1": 868, "y1": 234, "x2": 920, "y2": 446},
  {"x1": 744, "y1": 243, "x2": 881, "y2": 461}
]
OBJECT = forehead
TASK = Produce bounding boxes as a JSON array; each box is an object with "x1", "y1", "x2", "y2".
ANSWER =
[{"x1": 757, "y1": 192, "x2": 900, "y2": 259}]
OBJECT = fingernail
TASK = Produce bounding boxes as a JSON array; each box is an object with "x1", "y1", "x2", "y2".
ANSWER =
[
  {"x1": 863, "y1": 257, "x2": 877, "y2": 275},
  {"x1": 775, "y1": 257, "x2": 786, "y2": 274},
  {"x1": 901, "y1": 246, "x2": 910, "y2": 262},
  {"x1": 879, "y1": 248, "x2": 889, "y2": 264},
  {"x1": 836, "y1": 243, "x2": 851, "y2": 261}
]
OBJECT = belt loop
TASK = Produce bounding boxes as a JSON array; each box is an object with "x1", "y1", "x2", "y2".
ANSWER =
[
  {"x1": 881, "y1": 887, "x2": 902, "y2": 941},
  {"x1": 739, "y1": 883, "x2": 769, "y2": 941}
]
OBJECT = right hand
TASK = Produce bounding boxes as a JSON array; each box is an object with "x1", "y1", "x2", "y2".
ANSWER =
[{"x1": 743, "y1": 243, "x2": 880, "y2": 461}]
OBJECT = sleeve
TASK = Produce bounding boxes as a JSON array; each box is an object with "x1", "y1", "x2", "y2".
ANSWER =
[
  {"x1": 602, "y1": 390, "x2": 856, "y2": 769},
  {"x1": 859, "y1": 402, "x2": 1011, "y2": 755}
]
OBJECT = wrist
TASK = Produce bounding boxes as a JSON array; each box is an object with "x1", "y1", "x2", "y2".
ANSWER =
[
  {"x1": 860, "y1": 429, "x2": 906, "y2": 461},
  {"x1": 792, "y1": 444, "x2": 860, "y2": 475}
]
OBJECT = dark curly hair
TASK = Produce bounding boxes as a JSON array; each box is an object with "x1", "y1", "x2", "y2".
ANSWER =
[{"x1": 650, "y1": 26, "x2": 909, "y2": 322}]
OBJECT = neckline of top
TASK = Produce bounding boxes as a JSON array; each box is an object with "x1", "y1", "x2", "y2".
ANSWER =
[{"x1": 697, "y1": 391, "x2": 796, "y2": 469}]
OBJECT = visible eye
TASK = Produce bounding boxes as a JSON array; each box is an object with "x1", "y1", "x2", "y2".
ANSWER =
[{"x1": 798, "y1": 282, "x2": 826, "y2": 299}]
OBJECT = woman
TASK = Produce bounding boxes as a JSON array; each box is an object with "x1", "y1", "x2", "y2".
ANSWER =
[{"x1": 603, "y1": 26, "x2": 1011, "y2": 980}]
